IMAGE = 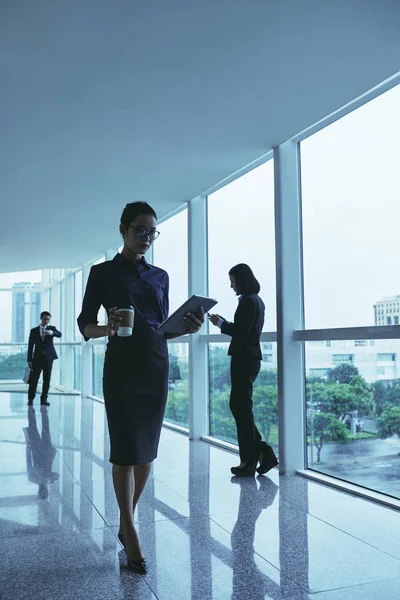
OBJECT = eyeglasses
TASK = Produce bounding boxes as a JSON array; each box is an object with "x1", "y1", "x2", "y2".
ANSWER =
[{"x1": 129, "y1": 225, "x2": 160, "y2": 241}]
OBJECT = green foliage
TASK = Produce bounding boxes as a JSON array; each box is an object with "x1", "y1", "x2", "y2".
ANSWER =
[
  {"x1": 208, "y1": 346, "x2": 279, "y2": 444},
  {"x1": 377, "y1": 406, "x2": 400, "y2": 438},
  {"x1": 307, "y1": 368, "x2": 375, "y2": 422},
  {"x1": 327, "y1": 363, "x2": 360, "y2": 384},
  {"x1": 0, "y1": 352, "x2": 27, "y2": 380},
  {"x1": 319, "y1": 381, "x2": 375, "y2": 421},
  {"x1": 169, "y1": 356, "x2": 181, "y2": 384},
  {"x1": 165, "y1": 380, "x2": 189, "y2": 426},
  {"x1": 373, "y1": 379, "x2": 400, "y2": 417},
  {"x1": 308, "y1": 412, "x2": 350, "y2": 462},
  {"x1": 208, "y1": 346, "x2": 231, "y2": 391}
]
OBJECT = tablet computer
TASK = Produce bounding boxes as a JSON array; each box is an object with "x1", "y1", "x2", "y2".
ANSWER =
[{"x1": 158, "y1": 294, "x2": 217, "y2": 334}]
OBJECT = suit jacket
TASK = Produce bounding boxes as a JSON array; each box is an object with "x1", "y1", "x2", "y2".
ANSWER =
[
  {"x1": 27, "y1": 326, "x2": 62, "y2": 363},
  {"x1": 221, "y1": 293, "x2": 265, "y2": 359}
]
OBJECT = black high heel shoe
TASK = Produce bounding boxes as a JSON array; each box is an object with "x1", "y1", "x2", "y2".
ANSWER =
[
  {"x1": 119, "y1": 531, "x2": 147, "y2": 574},
  {"x1": 257, "y1": 442, "x2": 278, "y2": 475},
  {"x1": 230, "y1": 461, "x2": 257, "y2": 477},
  {"x1": 127, "y1": 558, "x2": 147, "y2": 574}
]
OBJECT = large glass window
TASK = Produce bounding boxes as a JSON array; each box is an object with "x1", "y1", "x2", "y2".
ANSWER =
[
  {"x1": 92, "y1": 345, "x2": 106, "y2": 398},
  {"x1": 74, "y1": 270, "x2": 83, "y2": 341},
  {"x1": 0, "y1": 271, "x2": 42, "y2": 344},
  {"x1": 164, "y1": 342, "x2": 189, "y2": 428},
  {"x1": 209, "y1": 342, "x2": 278, "y2": 454},
  {"x1": 207, "y1": 160, "x2": 276, "y2": 332},
  {"x1": 207, "y1": 162, "x2": 277, "y2": 447},
  {"x1": 306, "y1": 339, "x2": 400, "y2": 500},
  {"x1": 301, "y1": 84, "x2": 400, "y2": 329},
  {"x1": 153, "y1": 209, "x2": 188, "y2": 313},
  {"x1": 152, "y1": 210, "x2": 189, "y2": 428}
]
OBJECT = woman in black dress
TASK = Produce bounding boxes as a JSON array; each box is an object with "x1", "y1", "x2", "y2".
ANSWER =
[
  {"x1": 209, "y1": 264, "x2": 278, "y2": 477},
  {"x1": 78, "y1": 202, "x2": 203, "y2": 573}
]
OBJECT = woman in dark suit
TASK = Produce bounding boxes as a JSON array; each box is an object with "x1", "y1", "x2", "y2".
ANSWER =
[
  {"x1": 209, "y1": 264, "x2": 278, "y2": 477},
  {"x1": 78, "y1": 202, "x2": 203, "y2": 573}
]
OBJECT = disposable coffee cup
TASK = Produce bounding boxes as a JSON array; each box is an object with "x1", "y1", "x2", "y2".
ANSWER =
[{"x1": 116, "y1": 307, "x2": 135, "y2": 337}]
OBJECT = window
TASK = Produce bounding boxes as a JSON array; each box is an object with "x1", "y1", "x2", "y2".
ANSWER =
[
  {"x1": 326, "y1": 341, "x2": 331, "y2": 347},
  {"x1": 306, "y1": 338, "x2": 400, "y2": 498},
  {"x1": 152, "y1": 210, "x2": 189, "y2": 427},
  {"x1": 354, "y1": 340, "x2": 367, "y2": 347},
  {"x1": 0, "y1": 271, "x2": 42, "y2": 343},
  {"x1": 74, "y1": 270, "x2": 83, "y2": 341},
  {"x1": 208, "y1": 160, "x2": 276, "y2": 332},
  {"x1": 301, "y1": 84, "x2": 400, "y2": 329},
  {"x1": 377, "y1": 353, "x2": 396, "y2": 362},
  {"x1": 164, "y1": 343, "x2": 189, "y2": 428},
  {"x1": 395, "y1": 316, "x2": 399, "y2": 325},
  {"x1": 332, "y1": 354, "x2": 353, "y2": 364},
  {"x1": 209, "y1": 342, "x2": 278, "y2": 454},
  {"x1": 207, "y1": 161, "x2": 278, "y2": 452},
  {"x1": 387, "y1": 317, "x2": 392, "y2": 325},
  {"x1": 263, "y1": 354, "x2": 273, "y2": 363},
  {"x1": 153, "y1": 209, "x2": 188, "y2": 314}
]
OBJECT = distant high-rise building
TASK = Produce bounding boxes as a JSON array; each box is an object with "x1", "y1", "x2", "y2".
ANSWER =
[
  {"x1": 12, "y1": 282, "x2": 42, "y2": 342},
  {"x1": 374, "y1": 295, "x2": 400, "y2": 326}
]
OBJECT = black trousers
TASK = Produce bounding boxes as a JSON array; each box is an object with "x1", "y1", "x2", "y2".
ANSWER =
[
  {"x1": 28, "y1": 357, "x2": 53, "y2": 402},
  {"x1": 230, "y1": 355, "x2": 262, "y2": 464}
]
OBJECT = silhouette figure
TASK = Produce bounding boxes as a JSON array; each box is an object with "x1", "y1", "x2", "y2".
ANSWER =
[
  {"x1": 23, "y1": 406, "x2": 59, "y2": 499},
  {"x1": 231, "y1": 476, "x2": 279, "y2": 599}
]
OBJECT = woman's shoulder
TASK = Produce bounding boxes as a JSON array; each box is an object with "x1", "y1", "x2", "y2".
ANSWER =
[{"x1": 242, "y1": 293, "x2": 265, "y2": 308}]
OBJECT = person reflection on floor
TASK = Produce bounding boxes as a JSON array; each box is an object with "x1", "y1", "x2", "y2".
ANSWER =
[
  {"x1": 23, "y1": 406, "x2": 59, "y2": 499},
  {"x1": 231, "y1": 475, "x2": 279, "y2": 600}
]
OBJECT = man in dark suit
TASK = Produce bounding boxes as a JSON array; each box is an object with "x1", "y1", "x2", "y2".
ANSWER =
[{"x1": 27, "y1": 311, "x2": 62, "y2": 406}]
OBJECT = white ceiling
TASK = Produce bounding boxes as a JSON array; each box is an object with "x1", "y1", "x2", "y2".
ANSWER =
[{"x1": 1, "y1": 0, "x2": 400, "y2": 272}]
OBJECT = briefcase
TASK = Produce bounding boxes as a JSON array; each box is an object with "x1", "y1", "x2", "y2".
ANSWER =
[{"x1": 23, "y1": 366, "x2": 32, "y2": 384}]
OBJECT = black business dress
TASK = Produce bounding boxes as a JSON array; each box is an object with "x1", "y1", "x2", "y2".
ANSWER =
[
  {"x1": 77, "y1": 253, "x2": 169, "y2": 466},
  {"x1": 221, "y1": 293, "x2": 265, "y2": 464}
]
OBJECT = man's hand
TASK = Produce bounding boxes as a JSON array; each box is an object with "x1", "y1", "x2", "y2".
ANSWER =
[{"x1": 44, "y1": 329, "x2": 53, "y2": 336}]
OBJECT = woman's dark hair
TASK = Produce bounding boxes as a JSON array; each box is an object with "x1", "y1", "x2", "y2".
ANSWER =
[
  {"x1": 120, "y1": 202, "x2": 157, "y2": 228},
  {"x1": 229, "y1": 263, "x2": 260, "y2": 294}
]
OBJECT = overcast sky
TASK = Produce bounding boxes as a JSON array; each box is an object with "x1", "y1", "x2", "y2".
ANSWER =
[{"x1": 0, "y1": 83, "x2": 399, "y2": 342}]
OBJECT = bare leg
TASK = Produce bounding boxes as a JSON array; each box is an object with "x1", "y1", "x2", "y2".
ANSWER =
[
  {"x1": 112, "y1": 464, "x2": 143, "y2": 561},
  {"x1": 118, "y1": 463, "x2": 151, "y2": 539},
  {"x1": 133, "y1": 463, "x2": 152, "y2": 513}
]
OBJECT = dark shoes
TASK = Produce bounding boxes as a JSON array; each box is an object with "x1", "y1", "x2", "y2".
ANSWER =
[
  {"x1": 257, "y1": 442, "x2": 279, "y2": 475},
  {"x1": 27, "y1": 396, "x2": 50, "y2": 406},
  {"x1": 230, "y1": 462, "x2": 257, "y2": 477},
  {"x1": 231, "y1": 443, "x2": 279, "y2": 477},
  {"x1": 127, "y1": 558, "x2": 147, "y2": 574},
  {"x1": 118, "y1": 531, "x2": 147, "y2": 574}
]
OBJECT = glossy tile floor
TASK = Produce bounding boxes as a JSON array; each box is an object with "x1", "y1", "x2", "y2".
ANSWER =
[{"x1": 1, "y1": 393, "x2": 400, "y2": 600}]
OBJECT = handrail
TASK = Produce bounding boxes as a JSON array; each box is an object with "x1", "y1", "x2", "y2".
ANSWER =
[{"x1": 293, "y1": 325, "x2": 400, "y2": 342}]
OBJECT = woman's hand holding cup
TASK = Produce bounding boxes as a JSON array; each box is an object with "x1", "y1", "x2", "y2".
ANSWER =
[{"x1": 106, "y1": 307, "x2": 121, "y2": 337}]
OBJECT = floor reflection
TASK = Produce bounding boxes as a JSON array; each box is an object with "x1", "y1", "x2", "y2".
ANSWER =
[
  {"x1": 23, "y1": 407, "x2": 59, "y2": 499},
  {"x1": 1, "y1": 393, "x2": 400, "y2": 600},
  {"x1": 231, "y1": 476, "x2": 279, "y2": 599}
]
